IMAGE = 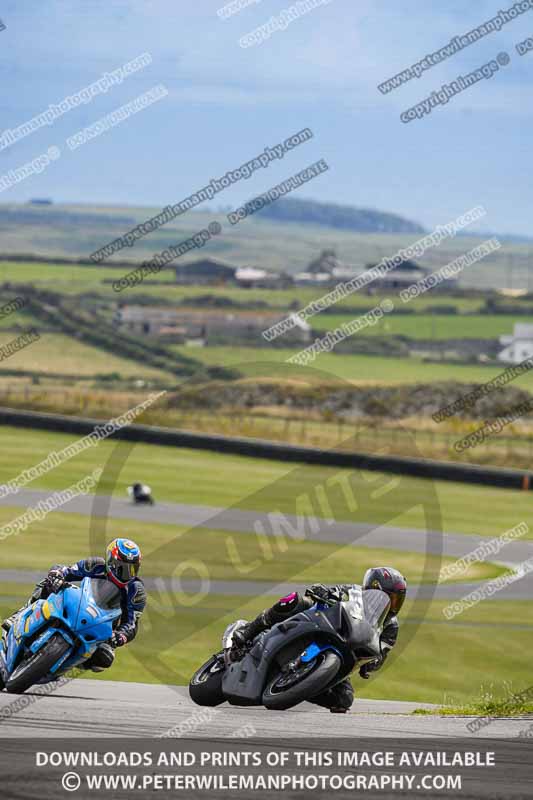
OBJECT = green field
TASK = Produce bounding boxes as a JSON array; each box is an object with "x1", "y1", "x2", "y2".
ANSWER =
[
  {"x1": 0, "y1": 261, "x2": 129, "y2": 295},
  {"x1": 0, "y1": 259, "x2": 490, "y2": 309},
  {"x1": 310, "y1": 313, "x2": 526, "y2": 340},
  {"x1": 170, "y1": 345, "x2": 533, "y2": 390},
  {"x1": 0, "y1": 426, "x2": 531, "y2": 541},
  {"x1": 0, "y1": 332, "x2": 174, "y2": 381},
  {"x1": 147, "y1": 288, "x2": 486, "y2": 314},
  {"x1": 1, "y1": 247, "x2": 532, "y2": 406},
  {"x1": 0, "y1": 202, "x2": 530, "y2": 705},
  {"x1": 1, "y1": 203, "x2": 526, "y2": 289},
  {"x1": 0, "y1": 307, "x2": 41, "y2": 330},
  {"x1": 0, "y1": 506, "x2": 503, "y2": 586}
]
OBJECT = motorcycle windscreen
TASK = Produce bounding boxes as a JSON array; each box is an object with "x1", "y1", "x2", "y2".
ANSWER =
[
  {"x1": 361, "y1": 588, "x2": 391, "y2": 629},
  {"x1": 346, "y1": 585, "x2": 387, "y2": 625},
  {"x1": 88, "y1": 578, "x2": 121, "y2": 610},
  {"x1": 344, "y1": 587, "x2": 388, "y2": 660}
]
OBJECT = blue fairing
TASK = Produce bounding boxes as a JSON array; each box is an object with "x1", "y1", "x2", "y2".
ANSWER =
[
  {"x1": 300, "y1": 642, "x2": 343, "y2": 663},
  {"x1": 300, "y1": 604, "x2": 342, "y2": 663},
  {"x1": 0, "y1": 578, "x2": 121, "y2": 686}
]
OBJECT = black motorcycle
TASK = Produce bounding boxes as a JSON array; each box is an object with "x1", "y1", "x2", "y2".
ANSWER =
[
  {"x1": 127, "y1": 483, "x2": 154, "y2": 505},
  {"x1": 189, "y1": 586, "x2": 390, "y2": 711}
]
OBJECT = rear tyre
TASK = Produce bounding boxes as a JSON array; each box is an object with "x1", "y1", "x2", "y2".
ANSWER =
[
  {"x1": 189, "y1": 654, "x2": 225, "y2": 707},
  {"x1": 5, "y1": 634, "x2": 70, "y2": 694},
  {"x1": 263, "y1": 651, "x2": 341, "y2": 711}
]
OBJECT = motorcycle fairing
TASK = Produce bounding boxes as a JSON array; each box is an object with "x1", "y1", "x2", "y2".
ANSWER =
[
  {"x1": 54, "y1": 579, "x2": 121, "y2": 671},
  {"x1": 222, "y1": 603, "x2": 353, "y2": 706},
  {"x1": 222, "y1": 619, "x2": 248, "y2": 651},
  {"x1": 343, "y1": 588, "x2": 390, "y2": 661},
  {"x1": 221, "y1": 589, "x2": 391, "y2": 706},
  {"x1": 1, "y1": 578, "x2": 121, "y2": 681}
]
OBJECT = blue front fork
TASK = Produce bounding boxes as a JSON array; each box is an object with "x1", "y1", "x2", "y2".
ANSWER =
[{"x1": 300, "y1": 603, "x2": 342, "y2": 663}]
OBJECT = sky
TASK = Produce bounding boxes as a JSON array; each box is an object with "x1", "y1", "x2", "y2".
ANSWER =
[{"x1": 0, "y1": 0, "x2": 531, "y2": 235}]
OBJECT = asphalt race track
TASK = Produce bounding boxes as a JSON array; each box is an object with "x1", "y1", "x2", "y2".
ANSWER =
[
  {"x1": 1, "y1": 489, "x2": 532, "y2": 600},
  {"x1": 0, "y1": 679, "x2": 524, "y2": 738},
  {"x1": 0, "y1": 492, "x2": 530, "y2": 741},
  {"x1": 1, "y1": 683, "x2": 530, "y2": 800}
]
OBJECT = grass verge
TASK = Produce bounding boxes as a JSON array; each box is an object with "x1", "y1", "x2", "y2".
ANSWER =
[
  {"x1": 413, "y1": 688, "x2": 533, "y2": 717},
  {"x1": 0, "y1": 507, "x2": 505, "y2": 584},
  {"x1": 1, "y1": 426, "x2": 532, "y2": 539}
]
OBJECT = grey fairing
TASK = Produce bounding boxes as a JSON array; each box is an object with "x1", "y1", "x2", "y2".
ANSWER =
[
  {"x1": 222, "y1": 588, "x2": 390, "y2": 705},
  {"x1": 222, "y1": 603, "x2": 350, "y2": 706}
]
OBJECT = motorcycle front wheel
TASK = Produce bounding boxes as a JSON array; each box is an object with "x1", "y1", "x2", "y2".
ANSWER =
[
  {"x1": 263, "y1": 651, "x2": 341, "y2": 711},
  {"x1": 5, "y1": 633, "x2": 70, "y2": 694},
  {"x1": 189, "y1": 653, "x2": 225, "y2": 707}
]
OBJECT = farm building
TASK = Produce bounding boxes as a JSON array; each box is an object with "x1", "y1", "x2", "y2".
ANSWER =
[
  {"x1": 114, "y1": 305, "x2": 311, "y2": 344},
  {"x1": 294, "y1": 271, "x2": 332, "y2": 285},
  {"x1": 294, "y1": 256, "x2": 458, "y2": 291},
  {"x1": 174, "y1": 258, "x2": 237, "y2": 285},
  {"x1": 235, "y1": 267, "x2": 293, "y2": 289},
  {"x1": 363, "y1": 259, "x2": 429, "y2": 290},
  {"x1": 344, "y1": 259, "x2": 458, "y2": 292}
]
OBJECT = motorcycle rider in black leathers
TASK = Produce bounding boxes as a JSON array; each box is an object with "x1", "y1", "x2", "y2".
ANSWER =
[
  {"x1": 231, "y1": 567, "x2": 407, "y2": 713},
  {"x1": 129, "y1": 483, "x2": 154, "y2": 504}
]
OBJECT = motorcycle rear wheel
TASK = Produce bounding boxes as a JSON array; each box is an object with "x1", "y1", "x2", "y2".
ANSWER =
[
  {"x1": 189, "y1": 653, "x2": 225, "y2": 707},
  {"x1": 5, "y1": 633, "x2": 70, "y2": 694},
  {"x1": 263, "y1": 651, "x2": 341, "y2": 711}
]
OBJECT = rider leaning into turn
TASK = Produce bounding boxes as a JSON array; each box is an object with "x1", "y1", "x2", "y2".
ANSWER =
[
  {"x1": 1, "y1": 538, "x2": 146, "y2": 673},
  {"x1": 231, "y1": 567, "x2": 407, "y2": 713}
]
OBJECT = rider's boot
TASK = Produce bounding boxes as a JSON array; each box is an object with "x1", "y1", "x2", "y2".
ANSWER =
[
  {"x1": 79, "y1": 643, "x2": 115, "y2": 673},
  {"x1": 232, "y1": 611, "x2": 269, "y2": 650},
  {"x1": 310, "y1": 678, "x2": 354, "y2": 714}
]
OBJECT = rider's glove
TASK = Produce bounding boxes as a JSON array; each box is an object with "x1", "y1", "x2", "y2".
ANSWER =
[
  {"x1": 229, "y1": 632, "x2": 246, "y2": 663},
  {"x1": 45, "y1": 568, "x2": 65, "y2": 594},
  {"x1": 110, "y1": 632, "x2": 128, "y2": 649},
  {"x1": 231, "y1": 627, "x2": 247, "y2": 649},
  {"x1": 305, "y1": 584, "x2": 332, "y2": 603},
  {"x1": 359, "y1": 658, "x2": 382, "y2": 679}
]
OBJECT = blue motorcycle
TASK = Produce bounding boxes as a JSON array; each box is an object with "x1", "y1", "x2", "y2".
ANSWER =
[{"x1": 0, "y1": 578, "x2": 121, "y2": 693}]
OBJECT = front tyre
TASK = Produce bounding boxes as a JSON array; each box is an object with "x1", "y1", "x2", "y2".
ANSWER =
[
  {"x1": 189, "y1": 654, "x2": 225, "y2": 707},
  {"x1": 263, "y1": 651, "x2": 341, "y2": 711},
  {"x1": 5, "y1": 634, "x2": 70, "y2": 694}
]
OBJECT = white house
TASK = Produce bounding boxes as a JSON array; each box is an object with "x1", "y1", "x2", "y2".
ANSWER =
[
  {"x1": 498, "y1": 323, "x2": 533, "y2": 364},
  {"x1": 234, "y1": 267, "x2": 290, "y2": 288},
  {"x1": 294, "y1": 271, "x2": 332, "y2": 285}
]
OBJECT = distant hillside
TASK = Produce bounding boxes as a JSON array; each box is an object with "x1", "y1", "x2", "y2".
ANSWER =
[
  {"x1": 255, "y1": 197, "x2": 425, "y2": 234},
  {"x1": 0, "y1": 202, "x2": 527, "y2": 290},
  {"x1": 0, "y1": 205, "x2": 136, "y2": 229}
]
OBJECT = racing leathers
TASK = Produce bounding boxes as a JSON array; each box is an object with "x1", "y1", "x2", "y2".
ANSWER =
[
  {"x1": 232, "y1": 584, "x2": 399, "y2": 712},
  {"x1": 3, "y1": 557, "x2": 146, "y2": 672}
]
